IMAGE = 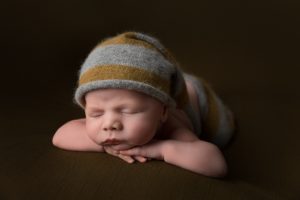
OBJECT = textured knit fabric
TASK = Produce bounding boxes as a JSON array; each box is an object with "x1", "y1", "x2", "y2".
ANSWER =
[
  {"x1": 184, "y1": 74, "x2": 235, "y2": 148},
  {"x1": 74, "y1": 31, "x2": 235, "y2": 147},
  {"x1": 75, "y1": 31, "x2": 188, "y2": 109}
]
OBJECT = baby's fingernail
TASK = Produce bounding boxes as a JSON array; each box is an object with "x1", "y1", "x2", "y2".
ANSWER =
[
  {"x1": 120, "y1": 151, "x2": 127, "y2": 155},
  {"x1": 127, "y1": 158, "x2": 134, "y2": 163},
  {"x1": 140, "y1": 158, "x2": 147, "y2": 163}
]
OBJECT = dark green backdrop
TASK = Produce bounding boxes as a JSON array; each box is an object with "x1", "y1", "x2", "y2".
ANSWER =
[{"x1": 0, "y1": 0, "x2": 299, "y2": 199}]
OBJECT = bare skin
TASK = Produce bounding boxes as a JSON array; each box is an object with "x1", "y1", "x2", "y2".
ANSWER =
[{"x1": 52, "y1": 80, "x2": 227, "y2": 177}]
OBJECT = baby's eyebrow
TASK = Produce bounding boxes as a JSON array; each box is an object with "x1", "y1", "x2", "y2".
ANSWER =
[{"x1": 85, "y1": 106, "x2": 102, "y2": 112}]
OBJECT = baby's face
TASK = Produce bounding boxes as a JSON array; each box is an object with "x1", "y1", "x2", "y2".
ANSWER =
[{"x1": 85, "y1": 89, "x2": 167, "y2": 151}]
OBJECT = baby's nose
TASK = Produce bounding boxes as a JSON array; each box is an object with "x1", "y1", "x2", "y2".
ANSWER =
[{"x1": 103, "y1": 121, "x2": 123, "y2": 131}]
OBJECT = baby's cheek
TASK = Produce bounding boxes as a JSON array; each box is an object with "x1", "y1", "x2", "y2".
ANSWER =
[
  {"x1": 85, "y1": 120, "x2": 98, "y2": 139},
  {"x1": 126, "y1": 119, "x2": 158, "y2": 144}
]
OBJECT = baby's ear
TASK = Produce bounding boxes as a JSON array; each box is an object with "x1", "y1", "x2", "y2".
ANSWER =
[{"x1": 161, "y1": 106, "x2": 169, "y2": 122}]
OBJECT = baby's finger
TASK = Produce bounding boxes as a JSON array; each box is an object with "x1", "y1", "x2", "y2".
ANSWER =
[
  {"x1": 120, "y1": 147, "x2": 144, "y2": 157},
  {"x1": 104, "y1": 146, "x2": 119, "y2": 156},
  {"x1": 118, "y1": 154, "x2": 135, "y2": 163},
  {"x1": 134, "y1": 156, "x2": 147, "y2": 163}
]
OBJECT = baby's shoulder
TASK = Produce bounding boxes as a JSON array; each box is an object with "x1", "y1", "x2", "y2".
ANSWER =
[
  {"x1": 167, "y1": 108, "x2": 194, "y2": 130},
  {"x1": 158, "y1": 109, "x2": 198, "y2": 141}
]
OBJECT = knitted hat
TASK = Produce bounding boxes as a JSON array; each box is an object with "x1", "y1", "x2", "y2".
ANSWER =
[{"x1": 74, "y1": 31, "x2": 188, "y2": 108}]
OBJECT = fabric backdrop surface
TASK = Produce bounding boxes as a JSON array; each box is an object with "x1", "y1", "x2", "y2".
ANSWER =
[{"x1": 0, "y1": 0, "x2": 299, "y2": 199}]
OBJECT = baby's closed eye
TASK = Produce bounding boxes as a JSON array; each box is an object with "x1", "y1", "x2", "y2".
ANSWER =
[
  {"x1": 121, "y1": 109, "x2": 143, "y2": 114},
  {"x1": 88, "y1": 112, "x2": 104, "y2": 118}
]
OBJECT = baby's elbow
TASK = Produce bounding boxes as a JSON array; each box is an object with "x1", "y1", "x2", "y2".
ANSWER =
[
  {"x1": 51, "y1": 120, "x2": 78, "y2": 148},
  {"x1": 211, "y1": 160, "x2": 227, "y2": 178},
  {"x1": 52, "y1": 124, "x2": 68, "y2": 148},
  {"x1": 52, "y1": 130, "x2": 62, "y2": 148},
  {"x1": 191, "y1": 142, "x2": 227, "y2": 177},
  {"x1": 204, "y1": 144, "x2": 228, "y2": 178}
]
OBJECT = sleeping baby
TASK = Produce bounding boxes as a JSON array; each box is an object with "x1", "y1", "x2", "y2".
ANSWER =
[{"x1": 52, "y1": 31, "x2": 236, "y2": 177}]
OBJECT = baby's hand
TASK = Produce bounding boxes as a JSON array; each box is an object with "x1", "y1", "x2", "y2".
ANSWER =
[
  {"x1": 103, "y1": 146, "x2": 148, "y2": 163},
  {"x1": 120, "y1": 140, "x2": 167, "y2": 161},
  {"x1": 103, "y1": 146, "x2": 134, "y2": 163}
]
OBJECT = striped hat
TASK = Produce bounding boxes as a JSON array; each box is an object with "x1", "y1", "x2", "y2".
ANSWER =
[{"x1": 74, "y1": 31, "x2": 188, "y2": 108}]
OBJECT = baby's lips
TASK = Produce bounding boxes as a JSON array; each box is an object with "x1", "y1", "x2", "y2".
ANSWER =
[{"x1": 102, "y1": 139, "x2": 121, "y2": 145}]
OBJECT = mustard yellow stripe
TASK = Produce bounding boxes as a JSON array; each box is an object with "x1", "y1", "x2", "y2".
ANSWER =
[
  {"x1": 174, "y1": 84, "x2": 189, "y2": 109},
  {"x1": 200, "y1": 79, "x2": 221, "y2": 139},
  {"x1": 96, "y1": 32, "x2": 179, "y2": 66},
  {"x1": 97, "y1": 32, "x2": 157, "y2": 51},
  {"x1": 79, "y1": 65, "x2": 170, "y2": 94}
]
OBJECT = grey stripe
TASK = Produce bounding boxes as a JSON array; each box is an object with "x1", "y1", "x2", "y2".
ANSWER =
[
  {"x1": 183, "y1": 73, "x2": 234, "y2": 147},
  {"x1": 80, "y1": 44, "x2": 175, "y2": 78},
  {"x1": 183, "y1": 74, "x2": 208, "y2": 116},
  {"x1": 74, "y1": 79, "x2": 176, "y2": 108},
  {"x1": 211, "y1": 96, "x2": 234, "y2": 147},
  {"x1": 134, "y1": 32, "x2": 167, "y2": 55}
]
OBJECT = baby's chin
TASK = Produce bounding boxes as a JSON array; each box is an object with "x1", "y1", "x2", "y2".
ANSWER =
[{"x1": 108, "y1": 143, "x2": 136, "y2": 151}]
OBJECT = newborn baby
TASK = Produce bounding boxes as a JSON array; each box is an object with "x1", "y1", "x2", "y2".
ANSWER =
[{"x1": 52, "y1": 32, "x2": 235, "y2": 177}]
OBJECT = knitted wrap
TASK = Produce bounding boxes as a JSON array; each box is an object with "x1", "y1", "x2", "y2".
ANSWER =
[{"x1": 74, "y1": 32, "x2": 188, "y2": 108}]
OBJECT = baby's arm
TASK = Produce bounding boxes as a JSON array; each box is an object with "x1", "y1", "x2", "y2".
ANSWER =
[
  {"x1": 52, "y1": 119, "x2": 144, "y2": 163},
  {"x1": 52, "y1": 119, "x2": 104, "y2": 152},
  {"x1": 120, "y1": 129, "x2": 227, "y2": 177},
  {"x1": 163, "y1": 139, "x2": 227, "y2": 177}
]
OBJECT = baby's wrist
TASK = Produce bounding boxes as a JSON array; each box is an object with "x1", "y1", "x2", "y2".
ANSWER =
[{"x1": 161, "y1": 140, "x2": 174, "y2": 161}]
